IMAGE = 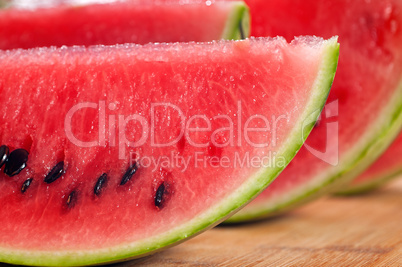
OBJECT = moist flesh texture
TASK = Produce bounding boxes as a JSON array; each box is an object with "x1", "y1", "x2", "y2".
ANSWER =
[
  {"x1": 0, "y1": 37, "x2": 338, "y2": 266},
  {"x1": 0, "y1": 0, "x2": 249, "y2": 49},
  {"x1": 338, "y1": 133, "x2": 402, "y2": 194},
  {"x1": 227, "y1": 0, "x2": 402, "y2": 222}
]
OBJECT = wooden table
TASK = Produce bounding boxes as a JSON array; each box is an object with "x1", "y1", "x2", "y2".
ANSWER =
[{"x1": 119, "y1": 178, "x2": 402, "y2": 266}]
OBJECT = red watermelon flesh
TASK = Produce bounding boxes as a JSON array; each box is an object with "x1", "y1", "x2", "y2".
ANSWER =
[
  {"x1": 339, "y1": 132, "x2": 402, "y2": 194},
  {"x1": 0, "y1": 37, "x2": 338, "y2": 265},
  {"x1": 0, "y1": 0, "x2": 249, "y2": 49},
  {"x1": 227, "y1": 0, "x2": 402, "y2": 222}
]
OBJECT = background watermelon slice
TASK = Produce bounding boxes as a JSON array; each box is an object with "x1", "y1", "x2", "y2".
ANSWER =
[
  {"x1": 227, "y1": 0, "x2": 402, "y2": 222},
  {"x1": 338, "y1": 133, "x2": 402, "y2": 194},
  {"x1": 0, "y1": 37, "x2": 338, "y2": 266},
  {"x1": 0, "y1": 0, "x2": 249, "y2": 49}
]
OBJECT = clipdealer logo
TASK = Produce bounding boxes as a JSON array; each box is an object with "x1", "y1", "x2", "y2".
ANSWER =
[
  {"x1": 301, "y1": 100, "x2": 339, "y2": 166},
  {"x1": 64, "y1": 100, "x2": 339, "y2": 170}
]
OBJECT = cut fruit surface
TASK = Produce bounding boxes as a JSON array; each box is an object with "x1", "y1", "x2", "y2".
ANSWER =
[
  {"x1": 227, "y1": 0, "x2": 402, "y2": 222},
  {"x1": 338, "y1": 133, "x2": 402, "y2": 194},
  {"x1": 0, "y1": 37, "x2": 338, "y2": 266},
  {"x1": 0, "y1": 0, "x2": 249, "y2": 49}
]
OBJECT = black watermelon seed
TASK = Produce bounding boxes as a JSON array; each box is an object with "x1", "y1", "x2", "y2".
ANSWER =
[
  {"x1": 120, "y1": 162, "x2": 138, "y2": 186},
  {"x1": 94, "y1": 173, "x2": 107, "y2": 196},
  {"x1": 0, "y1": 145, "x2": 9, "y2": 169},
  {"x1": 155, "y1": 183, "x2": 165, "y2": 208},
  {"x1": 66, "y1": 190, "x2": 77, "y2": 208},
  {"x1": 44, "y1": 162, "x2": 64, "y2": 184},
  {"x1": 4, "y1": 149, "x2": 29, "y2": 177},
  {"x1": 21, "y1": 178, "x2": 33, "y2": 193}
]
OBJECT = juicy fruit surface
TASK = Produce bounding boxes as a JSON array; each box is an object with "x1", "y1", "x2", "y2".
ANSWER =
[
  {"x1": 228, "y1": 0, "x2": 402, "y2": 221},
  {"x1": 0, "y1": 38, "x2": 338, "y2": 265},
  {"x1": 342, "y1": 133, "x2": 402, "y2": 193},
  {"x1": 0, "y1": 0, "x2": 248, "y2": 49}
]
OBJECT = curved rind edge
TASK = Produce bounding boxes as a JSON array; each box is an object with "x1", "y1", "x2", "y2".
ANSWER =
[
  {"x1": 227, "y1": 56, "x2": 402, "y2": 223},
  {"x1": 336, "y1": 168, "x2": 402, "y2": 195},
  {"x1": 0, "y1": 38, "x2": 339, "y2": 266},
  {"x1": 221, "y1": 1, "x2": 251, "y2": 40},
  {"x1": 225, "y1": 38, "x2": 340, "y2": 223}
]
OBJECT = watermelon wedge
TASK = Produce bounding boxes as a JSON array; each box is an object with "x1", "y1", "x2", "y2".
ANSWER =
[
  {"x1": 0, "y1": 37, "x2": 338, "y2": 266},
  {"x1": 0, "y1": 0, "x2": 249, "y2": 49},
  {"x1": 227, "y1": 0, "x2": 402, "y2": 222},
  {"x1": 338, "y1": 133, "x2": 402, "y2": 194}
]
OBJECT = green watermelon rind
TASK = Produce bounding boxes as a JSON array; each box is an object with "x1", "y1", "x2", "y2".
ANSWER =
[
  {"x1": 336, "y1": 167, "x2": 402, "y2": 195},
  {"x1": 221, "y1": 1, "x2": 251, "y2": 40},
  {"x1": 0, "y1": 38, "x2": 339, "y2": 266},
  {"x1": 226, "y1": 76, "x2": 402, "y2": 223}
]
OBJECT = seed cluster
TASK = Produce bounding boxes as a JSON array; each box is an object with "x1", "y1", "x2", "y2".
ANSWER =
[{"x1": 0, "y1": 146, "x2": 169, "y2": 210}]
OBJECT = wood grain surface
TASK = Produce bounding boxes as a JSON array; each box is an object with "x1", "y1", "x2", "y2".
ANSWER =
[
  {"x1": 1, "y1": 178, "x2": 401, "y2": 267},
  {"x1": 118, "y1": 178, "x2": 402, "y2": 267}
]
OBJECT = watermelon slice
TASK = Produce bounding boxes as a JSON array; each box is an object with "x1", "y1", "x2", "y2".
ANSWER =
[
  {"x1": 0, "y1": 0, "x2": 249, "y2": 49},
  {"x1": 227, "y1": 0, "x2": 402, "y2": 222},
  {"x1": 338, "y1": 133, "x2": 402, "y2": 194},
  {"x1": 0, "y1": 37, "x2": 338, "y2": 266}
]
